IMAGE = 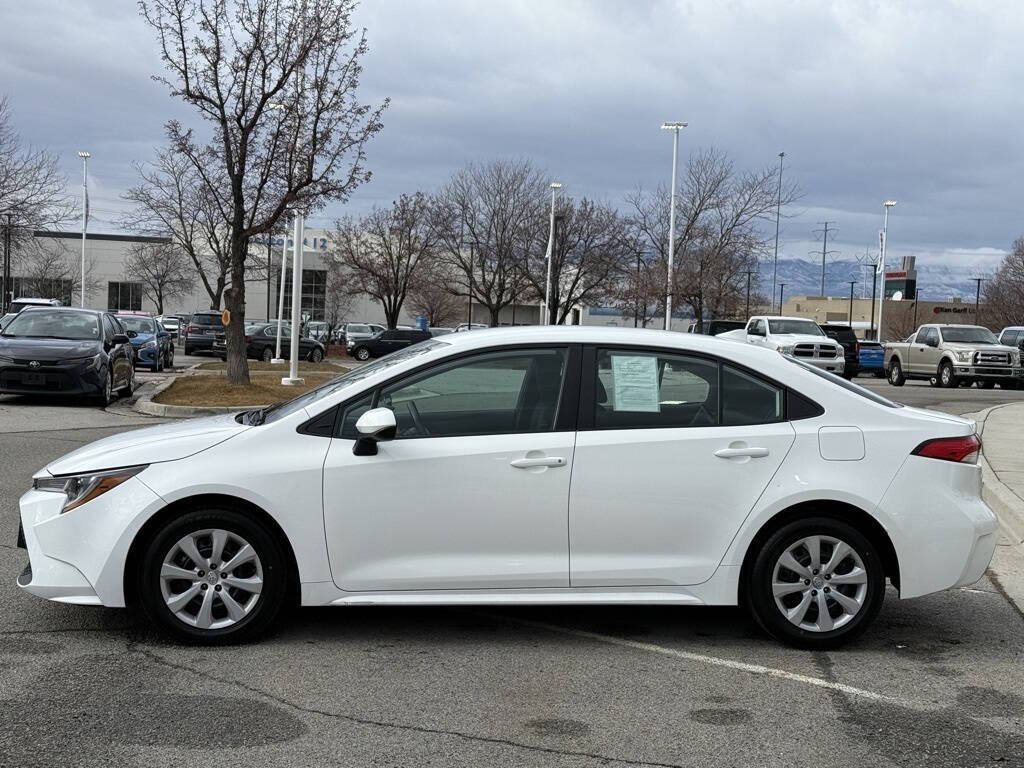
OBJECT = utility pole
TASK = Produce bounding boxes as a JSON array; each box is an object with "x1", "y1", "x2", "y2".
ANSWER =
[
  {"x1": 778, "y1": 282, "x2": 786, "y2": 312},
  {"x1": 745, "y1": 269, "x2": 755, "y2": 319},
  {"x1": 876, "y1": 200, "x2": 898, "y2": 343},
  {"x1": 972, "y1": 277, "x2": 985, "y2": 324},
  {"x1": 772, "y1": 151, "x2": 785, "y2": 313},
  {"x1": 2, "y1": 211, "x2": 11, "y2": 313},
  {"x1": 812, "y1": 222, "x2": 838, "y2": 297},
  {"x1": 848, "y1": 280, "x2": 856, "y2": 324}
]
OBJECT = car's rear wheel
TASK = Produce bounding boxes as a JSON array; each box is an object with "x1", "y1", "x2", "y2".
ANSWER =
[
  {"x1": 184, "y1": 344, "x2": 194, "y2": 356},
  {"x1": 939, "y1": 360, "x2": 958, "y2": 388},
  {"x1": 887, "y1": 358, "x2": 905, "y2": 386},
  {"x1": 166, "y1": 346, "x2": 174, "y2": 368},
  {"x1": 746, "y1": 516, "x2": 885, "y2": 649},
  {"x1": 261, "y1": 346, "x2": 274, "y2": 362},
  {"x1": 999, "y1": 380, "x2": 1020, "y2": 390},
  {"x1": 119, "y1": 366, "x2": 135, "y2": 398},
  {"x1": 137, "y1": 508, "x2": 288, "y2": 644}
]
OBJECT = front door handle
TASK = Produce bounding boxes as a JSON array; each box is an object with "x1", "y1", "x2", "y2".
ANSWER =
[
  {"x1": 510, "y1": 456, "x2": 566, "y2": 469},
  {"x1": 714, "y1": 447, "x2": 769, "y2": 459}
]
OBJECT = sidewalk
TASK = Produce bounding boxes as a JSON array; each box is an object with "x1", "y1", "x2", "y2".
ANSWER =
[{"x1": 972, "y1": 403, "x2": 1024, "y2": 615}]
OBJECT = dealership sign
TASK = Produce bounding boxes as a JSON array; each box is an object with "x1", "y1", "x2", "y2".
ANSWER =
[
  {"x1": 933, "y1": 306, "x2": 972, "y2": 314},
  {"x1": 252, "y1": 235, "x2": 329, "y2": 251}
]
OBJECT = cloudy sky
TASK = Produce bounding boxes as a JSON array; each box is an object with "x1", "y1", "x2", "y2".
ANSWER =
[{"x1": 2, "y1": 0, "x2": 1022, "y2": 292}]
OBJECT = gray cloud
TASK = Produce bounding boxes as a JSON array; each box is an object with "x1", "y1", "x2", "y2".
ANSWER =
[{"x1": 2, "y1": 0, "x2": 1021, "y2": 292}]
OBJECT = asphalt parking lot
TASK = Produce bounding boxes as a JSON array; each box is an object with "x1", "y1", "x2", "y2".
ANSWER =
[{"x1": 1, "y1": 374, "x2": 1022, "y2": 767}]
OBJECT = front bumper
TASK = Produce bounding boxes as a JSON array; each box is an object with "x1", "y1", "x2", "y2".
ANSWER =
[
  {"x1": 16, "y1": 475, "x2": 165, "y2": 607},
  {"x1": 0, "y1": 361, "x2": 105, "y2": 396},
  {"x1": 133, "y1": 344, "x2": 160, "y2": 369},
  {"x1": 800, "y1": 357, "x2": 845, "y2": 374},
  {"x1": 952, "y1": 365, "x2": 1024, "y2": 379}
]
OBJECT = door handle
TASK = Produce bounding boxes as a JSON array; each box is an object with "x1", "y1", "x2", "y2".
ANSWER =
[
  {"x1": 714, "y1": 447, "x2": 769, "y2": 459},
  {"x1": 510, "y1": 456, "x2": 566, "y2": 469}
]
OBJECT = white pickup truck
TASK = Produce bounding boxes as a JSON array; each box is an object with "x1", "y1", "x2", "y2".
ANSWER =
[{"x1": 718, "y1": 315, "x2": 845, "y2": 374}]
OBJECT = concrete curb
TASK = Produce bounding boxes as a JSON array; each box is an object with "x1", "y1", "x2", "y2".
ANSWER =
[
  {"x1": 965, "y1": 404, "x2": 1024, "y2": 615},
  {"x1": 133, "y1": 376, "x2": 260, "y2": 418}
]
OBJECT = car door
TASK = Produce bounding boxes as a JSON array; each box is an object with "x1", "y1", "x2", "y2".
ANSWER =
[
  {"x1": 914, "y1": 328, "x2": 938, "y2": 375},
  {"x1": 322, "y1": 345, "x2": 579, "y2": 591},
  {"x1": 568, "y1": 347, "x2": 795, "y2": 587},
  {"x1": 747, "y1": 319, "x2": 767, "y2": 347}
]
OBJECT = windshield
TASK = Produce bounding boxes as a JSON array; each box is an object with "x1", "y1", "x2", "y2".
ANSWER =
[
  {"x1": 789, "y1": 358, "x2": 902, "y2": 408},
  {"x1": 347, "y1": 324, "x2": 371, "y2": 334},
  {"x1": 1, "y1": 309, "x2": 101, "y2": 340},
  {"x1": 940, "y1": 326, "x2": 999, "y2": 344},
  {"x1": 769, "y1": 319, "x2": 826, "y2": 336},
  {"x1": 259, "y1": 339, "x2": 450, "y2": 424},
  {"x1": 118, "y1": 316, "x2": 155, "y2": 334}
]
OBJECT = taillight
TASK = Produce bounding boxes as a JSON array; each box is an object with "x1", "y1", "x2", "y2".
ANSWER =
[
  {"x1": 855, "y1": 341, "x2": 860, "y2": 356},
  {"x1": 912, "y1": 434, "x2": 982, "y2": 464},
  {"x1": 186, "y1": 325, "x2": 196, "y2": 334}
]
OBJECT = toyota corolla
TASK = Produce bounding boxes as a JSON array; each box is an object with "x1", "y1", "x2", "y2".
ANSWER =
[{"x1": 16, "y1": 327, "x2": 997, "y2": 647}]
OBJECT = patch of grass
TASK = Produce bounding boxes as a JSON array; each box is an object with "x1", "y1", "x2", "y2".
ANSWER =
[
  {"x1": 196, "y1": 360, "x2": 347, "y2": 372},
  {"x1": 154, "y1": 372, "x2": 337, "y2": 407}
]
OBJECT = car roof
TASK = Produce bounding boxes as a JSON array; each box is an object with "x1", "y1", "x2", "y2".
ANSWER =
[{"x1": 17, "y1": 305, "x2": 103, "y2": 316}]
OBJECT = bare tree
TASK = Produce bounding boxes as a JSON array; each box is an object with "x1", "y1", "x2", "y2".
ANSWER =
[
  {"x1": 15, "y1": 237, "x2": 99, "y2": 304},
  {"x1": 628, "y1": 148, "x2": 798, "y2": 327},
  {"x1": 407, "y1": 259, "x2": 464, "y2": 327},
  {"x1": 521, "y1": 197, "x2": 634, "y2": 324},
  {"x1": 0, "y1": 95, "x2": 75, "y2": 307},
  {"x1": 122, "y1": 147, "x2": 232, "y2": 309},
  {"x1": 122, "y1": 240, "x2": 192, "y2": 315},
  {"x1": 140, "y1": 0, "x2": 386, "y2": 383},
  {"x1": 610, "y1": 252, "x2": 663, "y2": 327},
  {"x1": 982, "y1": 239, "x2": 1024, "y2": 331},
  {"x1": 323, "y1": 259, "x2": 355, "y2": 338},
  {"x1": 431, "y1": 159, "x2": 548, "y2": 325},
  {"x1": 332, "y1": 192, "x2": 435, "y2": 328}
]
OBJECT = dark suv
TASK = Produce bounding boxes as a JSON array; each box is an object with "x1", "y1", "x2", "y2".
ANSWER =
[
  {"x1": 819, "y1": 324, "x2": 859, "y2": 378},
  {"x1": 348, "y1": 329, "x2": 431, "y2": 361},
  {"x1": 183, "y1": 310, "x2": 225, "y2": 355}
]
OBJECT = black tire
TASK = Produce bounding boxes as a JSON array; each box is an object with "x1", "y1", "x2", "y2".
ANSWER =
[
  {"x1": 97, "y1": 368, "x2": 115, "y2": 407},
  {"x1": 999, "y1": 380, "x2": 1020, "y2": 390},
  {"x1": 745, "y1": 516, "x2": 886, "y2": 649},
  {"x1": 887, "y1": 358, "x2": 905, "y2": 386},
  {"x1": 184, "y1": 345, "x2": 194, "y2": 356},
  {"x1": 119, "y1": 366, "x2": 135, "y2": 398},
  {"x1": 978, "y1": 380, "x2": 995, "y2": 390},
  {"x1": 137, "y1": 507, "x2": 289, "y2": 645},
  {"x1": 355, "y1": 346, "x2": 370, "y2": 361},
  {"x1": 310, "y1": 347, "x2": 324, "y2": 363},
  {"x1": 166, "y1": 346, "x2": 174, "y2": 368},
  {"x1": 939, "y1": 360, "x2": 958, "y2": 389},
  {"x1": 261, "y1": 346, "x2": 274, "y2": 362},
  {"x1": 873, "y1": 370, "x2": 886, "y2": 378}
]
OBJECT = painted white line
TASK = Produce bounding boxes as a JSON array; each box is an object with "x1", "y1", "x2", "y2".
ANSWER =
[{"x1": 482, "y1": 612, "x2": 902, "y2": 705}]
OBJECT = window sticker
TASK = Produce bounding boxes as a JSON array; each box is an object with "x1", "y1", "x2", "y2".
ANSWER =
[{"x1": 611, "y1": 354, "x2": 660, "y2": 412}]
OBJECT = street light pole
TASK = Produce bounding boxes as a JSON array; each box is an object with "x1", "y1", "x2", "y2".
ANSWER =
[
  {"x1": 543, "y1": 182, "x2": 562, "y2": 325},
  {"x1": 283, "y1": 211, "x2": 305, "y2": 385},
  {"x1": 772, "y1": 151, "x2": 784, "y2": 312},
  {"x1": 876, "y1": 200, "x2": 897, "y2": 342},
  {"x1": 77, "y1": 151, "x2": 90, "y2": 307},
  {"x1": 972, "y1": 277, "x2": 985, "y2": 324},
  {"x1": 661, "y1": 121, "x2": 687, "y2": 331},
  {"x1": 779, "y1": 283, "x2": 786, "y2": 312},
  {"x1": 2, "y1": 211, "x2": 11, "y2": 313},
  {"x1": 272, "y1": 231, "x2": 289, "y2": 364},
  {"x1": 848, "y1": 280, "x2": 856, "y2": 324}
]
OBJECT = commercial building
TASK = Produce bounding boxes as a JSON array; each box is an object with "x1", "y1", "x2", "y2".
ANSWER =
[{"x1": 781, "y1": 295, "x2": 984, "y2": 340}]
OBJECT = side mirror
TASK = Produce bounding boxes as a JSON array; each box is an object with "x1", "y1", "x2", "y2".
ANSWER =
[
  {"x1": 112, "y1": 333, "x2": 130, "y2": 345},
  {"x1": 353, "y1": 407, "x2": 397, "y2": 456}
]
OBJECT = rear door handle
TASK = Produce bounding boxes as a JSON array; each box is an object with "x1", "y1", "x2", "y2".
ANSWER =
[
  {"x1": 510, "y1": 456, "x2": 566, "y2": 469},
  {"x1": 714, "y1": 447, "x2": 769, "y2": 459}
]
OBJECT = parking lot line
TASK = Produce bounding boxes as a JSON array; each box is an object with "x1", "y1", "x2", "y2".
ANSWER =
[{"x1": 478, "y1": 612, "x2": 902, "y2": 704}]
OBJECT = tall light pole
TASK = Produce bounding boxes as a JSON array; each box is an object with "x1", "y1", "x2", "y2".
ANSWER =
[
  {"x1": 876, "y1": 200, "x2": 897, "y2": 341},
  {"x1": 779, "y1": 282, "x2": 786, "y2": 312},
  {"x1": 771, "y1": 151, "x2": 784, "y2": 313},
  {"x1": 848, "y1": 280, "x2": 856, "y2": 324},
  {"x1": 661, "y1": 121, "x2": 686, "y2": 330},
  {"x1": 272, "y1": 231, "x2": 289, "y2": 364},
  {"x1": 77, "y1": 151, "x2": 90, "y2": 307},
  {"x1": 543, "y1": 182, "x2": 562, "y2": 325},
  {"x1": 972, "y1": 277, "x2": 985, "y2": 324}
]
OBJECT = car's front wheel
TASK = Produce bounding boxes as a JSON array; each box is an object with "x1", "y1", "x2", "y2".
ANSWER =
[
  {"x1": 355, "y1": 346, "x2": 370, "y2": 361},
  {"x1": 309, "y1": 347, "x2": 324, "y2": 363},
  {"x1": 261, "y1": 346, "x2": 274, "y2": 362},
  {"x1": 137, "y1": 508, "x2": 288, "y2": 644},
  {"x1": 939, "y1": 360, "x2": 958, "y2": 388},
  {"x1": 746, "y1": 516, "x2": 885, "y2": 649}
]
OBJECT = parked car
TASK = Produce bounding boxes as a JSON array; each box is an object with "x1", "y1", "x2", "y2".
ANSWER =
[
  {"x1": 884, "y1": 324, "x2": 1022, "y2": 389},
  {"x1": 212, "y1": 322, "x2": 326, "y2": 363},
  {"x1": 182, "y1": 310, "x2": 225, "y2": 356},
  {"x1": 819, "y1": 324, "x2": 860, "y2": 379},
  {"x1": 0, "y1": 306, "x2": 135, "y2": 405},
  {"x1": 117, "y1": 312, "x2": 174, "y2": 370},
  {"x1": 429, "y1": 327, "x2": 454, "y2": 337},
  {"x1": 9, "y1": 297, "x2": 62, "y2": 314},
  {"x1": 347, "y1": 329, "x2": 432, "y2": 361},
  {"x1": 16, "y1": 326, "x2": 997, "y2": 647},
  {"x1": 998, "y1": 326, "x2": 1024, "y2": 355},
  {"x1": 718, "y1": 316, "x2": 845, "y2": 374},
  {"x1": 156, "y1": 315, "x2": 180, "y2": 341},
  {"x1": 342, "y1": 322, "x2": 386, "y2": 351},
  {"x1": 306, "y1": 321, "x2": 329, "y2": 342},
  {"x1": 686, "y1": 319, "x2": 746, "y2": 336},
  {"x1": 454, "y1": 323, "x2": 488, "y2": 332},
  {"x1": 857, "y1": 340, "x2": 886, "y2": 377}
]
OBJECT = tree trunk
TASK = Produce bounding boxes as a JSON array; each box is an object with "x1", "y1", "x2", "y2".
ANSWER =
[{"x1": 225, "y1": 236, "x2": 250, "y2": 386}]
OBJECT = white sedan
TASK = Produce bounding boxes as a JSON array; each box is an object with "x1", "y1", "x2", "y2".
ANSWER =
[{"x1": 17, "y1": 326, "x2": 997, "y2": 647}]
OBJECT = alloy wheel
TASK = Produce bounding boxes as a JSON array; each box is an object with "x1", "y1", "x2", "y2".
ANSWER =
[
  {"x1": 159, "y1": 528, "x2": 264, "y2": 630},
  {"x1": 771, "y1": 535, "x2": 868, "y2": 632}
]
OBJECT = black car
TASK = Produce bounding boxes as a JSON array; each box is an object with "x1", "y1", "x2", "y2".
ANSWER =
[
  {"x1": 213, "y1": 322, "x2": 327, "y2": 362},
  {"x1": 348, "y1": 329, "x2": 432, "y2": 361},
  {"x1": 819, "y1": 323, "x2": 859, "y2": 378},
  {"x1": 183, "y1": 310, "x2": 225, "y2": 355},
  {"x1": 0, "y1": 307, "x2": 135, "y2": 405}
]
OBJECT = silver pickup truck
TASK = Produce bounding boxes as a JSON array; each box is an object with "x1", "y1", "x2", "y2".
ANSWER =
[{"x1": 884, "y1": 324, "x2": 1023, "y2": 389}]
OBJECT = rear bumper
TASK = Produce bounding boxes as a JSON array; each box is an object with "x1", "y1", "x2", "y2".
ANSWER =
[
  {"x1": 185, "y1": 336, "x2": 214, "y2": 350},
  {"x1": 877, "y1": 455, "x2": 998, "y2": 598}
]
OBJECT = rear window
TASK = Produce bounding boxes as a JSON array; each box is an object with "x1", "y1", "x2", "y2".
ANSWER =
[
  {"x1": 821, "y1": 326, "x2": 857, "y2": 342},
  {"x1": 347, "y1": 324, "x2": 371, "y2": 334},
  {"x1": 789, "y1": 358, "x2": 902, "y2": 408},
  {"x1": 191, "y1": 314, "x2": 223, "y2": 326}
]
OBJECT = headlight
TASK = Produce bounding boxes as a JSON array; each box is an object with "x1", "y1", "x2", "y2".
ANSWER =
[
  {"x1": 64, "y1": 353, "x2": 103, "y2": 368},
  {"x1": 142, "y1": 340, "x2": 158, "y2": 349},
  {"x1": 777, "y1": 345, "x2": 794, "y2": 355},
  {"x1": 33, "y1": 466, "x2": 147, "y2": 513},
  {"x1": 955, "y1": 350, "x2": 972, "y2": 362}
]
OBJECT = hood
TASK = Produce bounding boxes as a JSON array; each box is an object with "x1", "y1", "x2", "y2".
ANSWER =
[
  {"x1": 0, "y1": 336, "x2": 101, "y2": 359},
  {"x1": 128, "y1": 332, "x2": 156, "y2": 346},
  {"x1": 943, "y1": 342, "x2": 1017, "y2": 354},
  {"x1": 46, "y1": 414, "x2": 250, "y2": 476},
  {"x1": 768, "y1": 333, "x2": 838, "y2": 347}
]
